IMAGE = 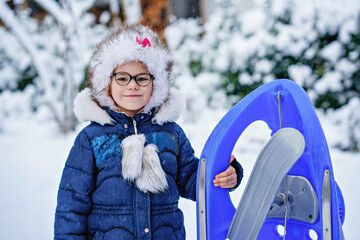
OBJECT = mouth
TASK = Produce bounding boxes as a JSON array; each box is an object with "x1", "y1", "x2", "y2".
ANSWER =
[{"x1": 124, "y1": 94, "x2": 142, "y2": 98}]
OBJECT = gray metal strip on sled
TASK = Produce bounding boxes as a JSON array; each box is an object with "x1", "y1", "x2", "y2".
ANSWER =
[{"x1": 226, "y1": 127, "x2": 305, "y2": 240}]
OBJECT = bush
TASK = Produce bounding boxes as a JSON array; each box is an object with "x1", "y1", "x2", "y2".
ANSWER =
[{"x1": 166, "y1": 0, "x2": 360, "y2": 151}]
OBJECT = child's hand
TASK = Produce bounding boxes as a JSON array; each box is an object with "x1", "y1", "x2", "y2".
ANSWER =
[{"x1": 213, "y1": 155, "x2": 237, "y2": 189}]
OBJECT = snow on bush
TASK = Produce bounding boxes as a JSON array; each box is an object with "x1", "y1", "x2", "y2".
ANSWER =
[{"x1": 165, "y1": 0, "x2": 360, "y2": 151}]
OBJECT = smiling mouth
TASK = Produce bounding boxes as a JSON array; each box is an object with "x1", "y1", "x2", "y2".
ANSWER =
[{"x1": 124, "y1": 95, "x2": 142, "y2": 97}]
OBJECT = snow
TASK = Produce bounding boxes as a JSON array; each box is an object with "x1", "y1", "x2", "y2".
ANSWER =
[
  {"x1": 288, "y1": 64, "x2": 314, "y2": 87},
  {"x1": 254, "y1": 59, "x2": 273, "y2": 74},
  {"x1": 321, "y1": 41, "x2": 344, "y2": 64},
  {"x1": 1, "y1": 0, "x2": 359, "y2": 239},
  {"x1": 0, "y1": 101, "x2": 359, "y2": 239},
  {"x1": 336, "y1": 59, "x2": 358, "y2": 79},
  {"x1": 314, "y1": 71, "x2": 343, "y2": 94},
  {"x1": 31, "y1": 0, "x2": 72, "y2": 26},
  {"x1": 0, "y1": 1, "x2": 50, "y2": 84},
  {"x1": 240, "y1": 9, "x2": 266, "y2": 35},
  {"x1": 239, "y1": 72, "x2": 252, "y2": 85},
  {"x1": 122, "y1": 0, "x2": 141, "y2": 24},
  {"x1": 0, "y1": 119, "x2": 72, "y2": 239}
]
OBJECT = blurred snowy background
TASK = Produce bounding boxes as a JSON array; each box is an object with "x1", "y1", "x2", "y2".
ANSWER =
[{"x1": 0, "y1": 0, "x2": 359, "y2": 239}]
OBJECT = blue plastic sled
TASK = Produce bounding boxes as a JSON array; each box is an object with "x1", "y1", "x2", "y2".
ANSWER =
[{"x1": 196, "y1": 79, "x2": 345, "y2": 239}]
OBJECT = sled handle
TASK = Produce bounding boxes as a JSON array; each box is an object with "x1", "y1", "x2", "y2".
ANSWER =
[
  {"x1": 196, "y1": 79, "x2": 345, "y2": 240},
  {"x1": 196, "y1": 79, "x2": 284, "y2": 240}
]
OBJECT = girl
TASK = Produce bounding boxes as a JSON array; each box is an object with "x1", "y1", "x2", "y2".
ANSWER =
[{"x1": 54, "y1": 25, "x2": 243, "y2": 240}]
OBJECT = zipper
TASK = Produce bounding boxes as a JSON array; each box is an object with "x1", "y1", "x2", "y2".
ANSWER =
[{"x1": 132, "y1": 118, "x2": 138, "y2": 134}]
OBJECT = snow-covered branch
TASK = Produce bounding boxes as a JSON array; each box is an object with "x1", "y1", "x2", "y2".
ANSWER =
[
  {"x1": 109, "y1": 0, "x2": 120, "y2": 15},
  {"x1": 33, "y1": 0, "x2": 72, "y2": 26},
  {"x1": 0, "y1": 1, "x2": 51, "y2": 92},
  {"x1": 69, "y1": 0, "x2": 97, "y2": 19},
  {"x1": 123, "y1": 0, "x2": 141, "y2": 24},
  {"x1": 0, "y1": 0, "x2": 86, "y2": 132}
]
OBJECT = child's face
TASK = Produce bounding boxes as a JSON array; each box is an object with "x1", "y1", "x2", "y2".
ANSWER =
[{"x1": 109, "y1": 61, "x2": 153, "y2": 116}]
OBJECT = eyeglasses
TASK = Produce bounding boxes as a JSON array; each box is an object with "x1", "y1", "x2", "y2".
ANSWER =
[{"x1": 110, "y1": 72, "x2": 154, "y2": 87}]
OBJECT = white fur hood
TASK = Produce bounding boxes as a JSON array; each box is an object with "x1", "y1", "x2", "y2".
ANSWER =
[
  {"x1": 73, "y1": 87, "x2": 186, "y2": 126},
  {"x1": 87, "y1": 25, "x2": 173, "y2": 113}
]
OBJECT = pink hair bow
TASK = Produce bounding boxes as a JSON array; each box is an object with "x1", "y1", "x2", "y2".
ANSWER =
[{"x1": 136, "y1": 36, "x2": 151, "y2": 47}]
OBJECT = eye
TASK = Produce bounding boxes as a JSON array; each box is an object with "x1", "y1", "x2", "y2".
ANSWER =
[
  {"x1": 136, "y1": 74, "x2": 151, "y2": 82},
  {"x1": 116, "y1": 77, "x2": 128, "y2": 82},
  {"x1": 115, "y1": 73, "x2": 129, "y2": 82},
  {"x1": 137, "y1": 77, "x2": 148, "y2": 82}
]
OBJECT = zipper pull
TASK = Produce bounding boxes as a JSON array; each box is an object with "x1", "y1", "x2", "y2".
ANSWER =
[{"x1": 132, "y1": 118, "x2": 138, "y2": 135}]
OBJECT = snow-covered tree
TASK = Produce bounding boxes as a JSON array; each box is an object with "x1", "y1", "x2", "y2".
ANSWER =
[{"x1": 0, "y1": 0, "x2": 109, "y2": 133}]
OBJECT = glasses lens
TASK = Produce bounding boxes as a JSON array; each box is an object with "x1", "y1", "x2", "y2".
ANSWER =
[
  {"x1": 135, "y1": 74, "x2": 152, "y2": 86},
  {"x1": 115, "y1": 73, "x2": 130, "y2": 85}
]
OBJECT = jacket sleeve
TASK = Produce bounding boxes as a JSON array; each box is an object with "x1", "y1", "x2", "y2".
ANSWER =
[
  {"x1": 176, "y1": 126, "x2": 199, "y2": 201},
  {"x1": 176, "y1": 126, "x2": 244, "y2": 200},
  {"x1": 54, "y1": 130, "x2": 95, "y2": 240},
  {"x1": 229, "y1": 157, "x2": 244, "y2": 192}
]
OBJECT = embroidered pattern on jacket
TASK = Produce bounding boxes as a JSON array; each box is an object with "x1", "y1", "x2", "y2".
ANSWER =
[
  {"x1": 92, "y1": 133, "x2": 123, "y2": 167},
  {"x1": 91, "y1": 131, "x2": 179, "y2": 169},
  {"x1": 146, "y1": 131, "x2": 179, "y2": 156}
]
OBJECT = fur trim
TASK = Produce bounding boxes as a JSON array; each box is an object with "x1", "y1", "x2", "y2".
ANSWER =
[
  {"x1": 136, "y1": 144, "x2": 168, "y2": 193},
  {"x1": 152, "y1": 88, "x2": 186, "y2": 125},
  {"x1": 121, "y1": 134, "x2": 146, "y2": 181},
  {"x1": 73, "y1": 88, "x2": 114, "y2": 125},
  {"x1": 87, "y1": 25, "x2": 172, "y2": 112},
  {"x1": 73, "y1": 87, "x2": 185, "y2": 125}
]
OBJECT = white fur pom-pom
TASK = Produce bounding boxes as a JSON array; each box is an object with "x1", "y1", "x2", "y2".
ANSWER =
[
  {"x1": 136, "y1": 144, "x2": 168, "y2": 193},
  {"x1": 121, "y1": 134, "x2": 146, "y2": 181}
]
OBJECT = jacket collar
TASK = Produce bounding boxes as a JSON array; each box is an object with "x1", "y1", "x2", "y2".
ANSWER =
[
  {"x1": 73, "y1": 87, "x2": 185, "y2": 126},
  {"x1": 104, "y1": 107, "x2": 155, "y2": 125}
]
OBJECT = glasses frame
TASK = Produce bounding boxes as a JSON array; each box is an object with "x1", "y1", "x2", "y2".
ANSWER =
[{"x1": 110, "y1": 72, "x2": 155, "y2": 87}]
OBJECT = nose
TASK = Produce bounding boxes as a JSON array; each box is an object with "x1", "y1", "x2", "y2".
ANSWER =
[{"x1": 127, "y1": 78, "x2": 139, "y2": 89}]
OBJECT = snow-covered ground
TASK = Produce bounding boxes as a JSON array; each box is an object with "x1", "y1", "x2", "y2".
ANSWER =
[
  {"x1": 0, "y1": 0, "x2": 359, "y2": 239},
  {"x1": 0, "y1": 107, "x2": 359, "y2": 240}
]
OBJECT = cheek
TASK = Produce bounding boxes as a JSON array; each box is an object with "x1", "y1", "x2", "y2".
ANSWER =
[
  {"x1": 108, "y1": 84, "x2": 113, "y2": 98},
  {"x1": 108, "y1": 81, "x2": 124, "y2": 105},
  {"x1": 146, "y1": 84, "x2": 153, "y2": 101},
  {"x1": 109, "y1": 81, "x2": 121, "y2": 95},
  {"x1": 141, "y1": 82, "x2": 152, "y2": 97}
]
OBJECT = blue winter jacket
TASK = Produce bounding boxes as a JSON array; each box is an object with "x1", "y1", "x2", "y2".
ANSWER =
[{"x1": 54, "y1": 95, "x2": 243, "y2": 240}]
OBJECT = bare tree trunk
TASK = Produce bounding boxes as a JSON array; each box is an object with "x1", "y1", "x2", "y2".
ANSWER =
[{"x1": 200, "y1": 0, "x2": 208, "y2": 24}]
